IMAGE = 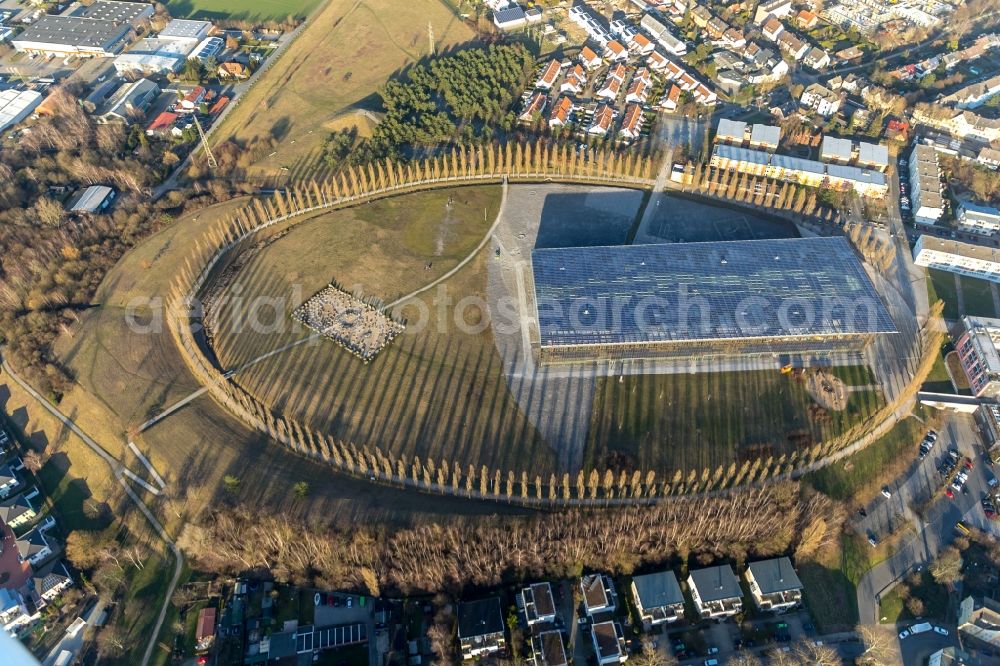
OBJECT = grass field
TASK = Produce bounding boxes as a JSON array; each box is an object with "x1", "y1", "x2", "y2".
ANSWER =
[
  {"x1": 585, "y1": 365, "x2": 883, "y2": 473},
  {"x1": 212, "y1": 0, "x2": 475, "y2": 182},
  {"x1": 960, "y1": 274, "x2": 998, "y2": 318},
  {"x1": 802, "y1": 413, "x2": 927, "y2": 501},
  {"x1": 928, "y1": 269, "x2": 959, "y2": 320},
  {"x1": 879, "y1": 570, "x2": 949, "y2": 624},
  {"x1": 210, "y1": 186, "x2": 565, "y2": 474},
  {"x1": 54, "y1": 194, "x2": 530, "y2": 529},
  {"x1": 165, "y1": 0, "x2": 323, "y2": 21}
]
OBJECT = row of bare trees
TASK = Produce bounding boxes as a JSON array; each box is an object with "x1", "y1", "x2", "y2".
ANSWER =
[
  {"x1": 682, "y1": 163, "x2": 897, "y2": 272},
  {"x1": 181, "y1": 482, "x2": 810, "y2": 594},
  {"x1": 162, "y1": 144, "x2": 944, "y2": 505}
]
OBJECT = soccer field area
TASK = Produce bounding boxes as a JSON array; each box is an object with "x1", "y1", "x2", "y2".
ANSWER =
[{"x1": 164, "y1": 0, "x2": 324, "y2": 21}]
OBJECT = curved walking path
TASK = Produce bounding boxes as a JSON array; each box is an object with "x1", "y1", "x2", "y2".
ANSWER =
[
  {"x1": 1, "y1": 355, "x2": 183, "y2": 666},
  {"x1": 142, "y1": 177, "x2": 512, "y2": 432}
]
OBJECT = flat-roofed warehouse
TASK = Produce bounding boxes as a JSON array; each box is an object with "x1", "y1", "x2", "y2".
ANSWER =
[
  {"x1": 530, "y1": 237, "x2": 896, "y2": 363},
  {"x1": 12, "y1": 1, "x2": 152, "y2": 56}
]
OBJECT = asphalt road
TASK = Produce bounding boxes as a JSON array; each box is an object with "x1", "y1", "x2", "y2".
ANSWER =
[{"x1": 856, "y1": 412, "x2": 996, "y2": 624}]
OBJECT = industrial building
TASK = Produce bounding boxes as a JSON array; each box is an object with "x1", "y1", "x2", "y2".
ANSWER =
[
  {"x1": 189, "y1": 36, "x2": 225, "y2": 62},
  {"x1": 157, "y1": 18, "x2": 213, "y2": 46},
  {"x1": 530, "y1": 237, "x2": 896, "y2": 364},
  {"x1": 0, "y1": 89, "x2": 43, "y2": 133},
  {"x1": 66, "y1": 185, "x2": 116, "y2": 214},
  {"x1": 11, "y1": 1, "x2": 152, "y2": 56},
  {"x1": 909, "y1": 144, "x2": 945, "y2": 225},
  {"x1": 913, "y1": 235, "x2": 1000, "y2": 284},
  {"x1": 709, "y1": 144, "x2": 888, "y2": 197},
  {"x1": 114, "y1": 38, "x2": 191, "y2": 75},
  {"x1": 96, "y1": 78, "x2": 159, "y2": 124}
]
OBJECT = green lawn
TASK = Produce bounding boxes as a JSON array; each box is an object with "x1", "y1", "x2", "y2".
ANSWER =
[
  {"x1": 586, "y1": 367, "x2": 884, "y2": 474},
  {"x1": 923, "y1": 343, "x2": 953, "y2": 393},
  {"x1": 801, "y1": 412, "x2": 926, "y2": 501},
  {"x1": 879, "y1": 571, "x2": 949, "y2": 624},
  {"x1": 798, "y1": 556, "x2": 858, "y2": 632},
  {"x1": 960, "y1": 275, "x2": 998, "y2": 318},
  {"x1": 928, "y1": 269, "x2": 959, "y2": 320},
  {"x1": 164, "y1": 0, "x2": 324, "y2": 21}
]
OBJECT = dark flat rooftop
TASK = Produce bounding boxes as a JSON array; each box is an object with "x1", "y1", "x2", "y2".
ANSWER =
[{"x1": 531, "y1": 237, "x2": 896, "y2": 348}]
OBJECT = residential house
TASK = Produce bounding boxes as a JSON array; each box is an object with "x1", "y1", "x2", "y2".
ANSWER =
[
  {"x1": 716, "y1": 118, "x2": 748, "y2": 144},
  {"x1": 146, "y1": 111, "x2": 180, "y2": 137},
  {"x1": 494, "y1": 5, "x2": 528, "y2": 31},
  {"x1": 796, "y1": 9, "x2": 819, "y2": 29},
  {"x1": 800, "y1": 83, "x2": 841, "y2": 117},
  {"x1": 745, "y1": 558, "x2": 803, "y2": 612},
  {"x1": 957, "y1": 201, "x2": 1000, "y2": 235},
  {"x1": 857, "y1": 141, "x2": 889, "y2": 171},
  {"x1": 941, "y1": 73, "x2": 1000, "y2": 109},
  {"x1": 750, "y1": 123, "x2": 781, "y2": 151},
  {"x1": 660, "y1": 84, "x2": 681, "y2": 111},
  {"x1": 835, "y1": 45, "x2": 864, "y2": 62},
  {"x1": 762, "y1": 17, "x2": 785, "y2": 41},
  {"x1": 646, "y1": 50, "x2": 669, "y2": 72},
  {"x1": 977, "y1": 147, "x2": 1000, "y2": 169},
  {"x1": 457, "y1": 598, "x2": 506, "y2": 659},
  {"x1": 0, "y1": 490, "x2": 38, "y2": 529},
  {"x1": 596, "y1": 76, "x2": 622, "y2": 101},
  {"x1": 178, "y1": 86, "x2": 207, "y2": 112},
  {"x1": 579, "y1": 46, "x2": 603, "y2": 71},
  {"x1": 535, "y1": 59, "x2": 562, "y2": 90},
  {"x1": 777, "y1": 31, "x2": 808, "y2": 60},
  {"x1": 691, "y1": 5, "x2": 713, "y2": 28},
  {"x1": 640, "y1": 14, "x2": 687, "y2": 56},
  {"x1": 754, "y1": 0, "x2": 793, "y2": 24},
  {"x1": 591, "y1": 621, "x2": 628, "y2": 665},
  {"x1": 29, "y1": 560, "x2": 73, "y2": 609},
  {"x1": 588, "y1": 104, "x2": 616, "y2": 136},
  {"x1": 912, "y1": 108, "x2": 1000, "y2": 144},
  {"x1": 217, "y1": 61, "x2": 248, "y2": 79},
  {"x1": 196, "y1": 607, "x2": 217, "y2": 651},
  {"x1": 605, "y1": 40, "x2": 629, "y2": 62},
  {"x1": 16, "y1": 517, "x2": 56, "y2": 567},
  {"x1": 720, "y1": 28, "x2": 746, "y2": 49},
  {"x1": 958, "y1": 596, "x2": 1000, "y2": 651},
  {"x1": 804, "y1": 46, "x2": 831, "y2": 70},
  {"x1": 820, "y1": 136, "x2": 853, "y2": 163},
  {"x1": 519, "y1": 91, "x2": 547, "y2": 123},
  {"x1": 560, "y1": 65, "x2": 587, "y2": 94},
  {"x1": 0, "y1": 588, "x2": 28, "y2": 631},
  {"x1": 0, "y1": 461, "x2": 22, "y2": 498},
  {"x1": 609, "y1": 19, "x2": 637, "y2": 42},
  {"x1": 687, "y1": 565, "x2": 744, "y2": 619},
  {"x1": 630, "y1": 571, "x2": 685, "y2": 627},
  {"x1": 705, "y1": 17, "x2": 728, "y2": 40},
  {"x1": 531, "y1": 630, "x2": 567, "y2": 666},
  {"x1": 581, "y1": 573, "x2": 617, "y2": 616},
  {"x1": 629, "y1": 33, "x2": 655, "y2": 55},
  {"x1": 549, "y1": 97, "x2": 574, "y2": 128},
  {"x1": 620, "y1": 103, "x2": 645, "y2": 140},
  {"x1": 625, "y1": 68, "x2": 651, "y2": 104},
  {"x1": 693, "y1": 83, "x2": 717, "y2": 106},
  {"x1": 521, "y1": 582, "x2": 557, "y2": 627}
]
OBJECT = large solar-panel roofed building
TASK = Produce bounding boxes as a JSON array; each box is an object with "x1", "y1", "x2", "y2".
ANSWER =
[{"x1": 530, "y1": 237, "x2": 896, "y2": 363}]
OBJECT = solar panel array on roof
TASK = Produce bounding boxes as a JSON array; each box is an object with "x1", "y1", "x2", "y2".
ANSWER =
[{"x1": 531, "y1": 237, "x2": 896, "y2": 348}]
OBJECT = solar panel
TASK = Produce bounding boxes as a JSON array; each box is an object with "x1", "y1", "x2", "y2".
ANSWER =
[{"x1": 531, "y1": 237, "x2": 897, "y2": 348}]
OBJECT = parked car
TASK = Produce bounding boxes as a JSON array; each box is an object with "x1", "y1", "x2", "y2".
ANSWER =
[
  {"x1": 934, "y1": 627, "x2": 949, "y2": 636},
  {"x1": 881, "y1": 486, "x2": 892, "y2": 499}
]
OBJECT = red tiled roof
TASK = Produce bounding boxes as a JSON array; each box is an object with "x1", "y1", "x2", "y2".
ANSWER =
[{"x1": 147, "y1": 111, "x2": 178, "y2": 132}]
